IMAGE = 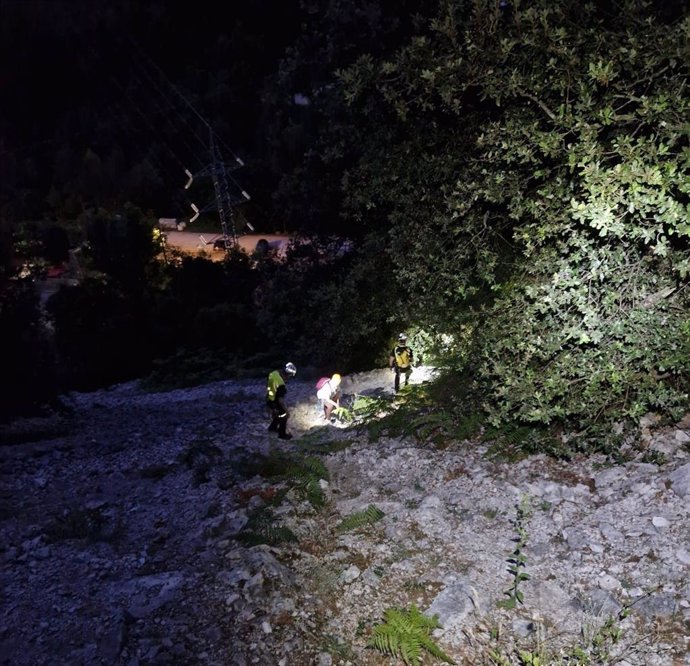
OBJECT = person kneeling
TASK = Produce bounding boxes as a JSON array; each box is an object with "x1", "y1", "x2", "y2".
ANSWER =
[{"x1": 317, "y1": 373, "x2": 342, "y2": 422}]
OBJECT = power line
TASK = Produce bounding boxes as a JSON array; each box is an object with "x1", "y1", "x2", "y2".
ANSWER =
[{"x1": 105, "y1": 22, "x2": 252, "y2": 246}]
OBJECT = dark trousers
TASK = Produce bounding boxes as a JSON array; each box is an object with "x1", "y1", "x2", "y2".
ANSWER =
[
  {"x1": 267, "y1": 399, "x2": 288, "y2": 435},
  {"x1": 394, "y1": 366, "x2": 412, "y2": 391},
  {"x1": 322, "y1": 400, "x2": 337, "y2": 420}
]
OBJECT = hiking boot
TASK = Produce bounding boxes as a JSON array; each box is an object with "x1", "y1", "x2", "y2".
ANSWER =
[{"x1": 278, "y1": 433, "x2": 293, "y2": 440}]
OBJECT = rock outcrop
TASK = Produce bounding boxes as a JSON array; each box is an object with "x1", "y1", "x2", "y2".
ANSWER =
[{"x1": 1, "y1": 369, "x2": 689, "y2": 665}]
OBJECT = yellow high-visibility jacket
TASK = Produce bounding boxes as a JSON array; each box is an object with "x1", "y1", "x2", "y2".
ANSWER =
[{"x1": 266, "y1": 370, "x2": 286, "y2": 402}]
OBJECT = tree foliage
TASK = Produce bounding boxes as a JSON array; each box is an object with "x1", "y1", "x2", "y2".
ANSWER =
[
  {"x1": 253, "y1": 235, "x2": 399, "y2": 370},
  {"x1": 334, "y1": 0, "x2": 690, "y2": 442},
  {"x1": 262, "y1": 0, "x2": 439, "y2": 234}
]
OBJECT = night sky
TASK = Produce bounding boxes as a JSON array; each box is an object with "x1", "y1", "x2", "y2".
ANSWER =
[
  {"x1": 1, "y1": 0, "x2": 305, "y2": 219},
  {"x1": 3, "y1": 0, "x2": 687, "y2": 225}
]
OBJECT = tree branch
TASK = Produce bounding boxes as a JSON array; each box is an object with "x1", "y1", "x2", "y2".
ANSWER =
[
  {"x1": 517, "y1": 88, "x2": 557, "y2": 122},
  {"x1": 642, "y1": 286, "x2": 676, "y2": 309}
]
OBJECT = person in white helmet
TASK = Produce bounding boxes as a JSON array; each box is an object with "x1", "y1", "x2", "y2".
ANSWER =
[
  {"x1": 389, "y1": 333, "x2": 413, "y2": 392},
  {"x1": 266, "y1": 362, "x2": 297, "y2": 440}
]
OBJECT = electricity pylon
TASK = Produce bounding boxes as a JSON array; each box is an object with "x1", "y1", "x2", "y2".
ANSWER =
[
  {"x1": 107, "y1": 26, "x2": 251, "y2": 249},
  {"x1": 184, "y1": 124, "x2": 251, "y2": 251}
]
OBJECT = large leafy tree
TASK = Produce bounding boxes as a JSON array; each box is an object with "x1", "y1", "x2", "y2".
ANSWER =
[
  {"x1": 253, "y1": 236, "x2": 399, "y2": 371},
  {"x1": 261, "y1": 0, "x2": 439, "y2": 235},
  {"x1": 335, "y1": 0, "x2": 690, "y2": 443}
]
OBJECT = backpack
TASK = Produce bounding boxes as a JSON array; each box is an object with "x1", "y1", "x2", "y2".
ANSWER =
[
  {"x1": 394, "y1": 347, "x2": 410, "y2": 368},
  {"x1": 315, "y1": 377, "x2": 330, "y2": 391}
]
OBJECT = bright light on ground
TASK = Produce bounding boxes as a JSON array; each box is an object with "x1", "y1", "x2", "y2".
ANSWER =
[{"x1": 290, "y1": 365, "x2": 440, "y2": 433}]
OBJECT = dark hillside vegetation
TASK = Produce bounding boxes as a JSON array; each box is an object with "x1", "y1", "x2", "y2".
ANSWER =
[
  {"x1": 327, "y1": 0, "x2": 690, "y2": 448},
  {"x1": 2, "y1": 1, "x2": 689, "y2": 453}
]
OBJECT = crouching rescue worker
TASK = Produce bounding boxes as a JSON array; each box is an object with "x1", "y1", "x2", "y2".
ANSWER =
[
  {"x1": 267, "y1": 362, "x2": 297, "y2": 440},
  {"x1": 316, "y1": 373, "x2": 342, "y2": 422}
]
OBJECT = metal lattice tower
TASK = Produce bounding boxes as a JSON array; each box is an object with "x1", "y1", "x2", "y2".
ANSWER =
[
  {"x1": 209, "y1": 127, "x2": 238, "y2": 250},
  {"x1": 185, "y1": 126, "x2": 250, "y2": 252},
  {"x1": 109, "y1": 28, "x2": 251, "y2": 246}
]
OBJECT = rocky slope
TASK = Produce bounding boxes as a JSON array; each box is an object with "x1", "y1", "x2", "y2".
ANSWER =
[{"x1": 1, "y1": 368, "x2": 689, "y2": 666}]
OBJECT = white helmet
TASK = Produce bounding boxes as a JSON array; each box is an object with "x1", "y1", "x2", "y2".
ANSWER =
[
  {"x1": 284, "y1": 362, "x2": 297, "y2": 376},
  {"x1": 398, "y1": 333, "x2": 407, "y2": 342}
]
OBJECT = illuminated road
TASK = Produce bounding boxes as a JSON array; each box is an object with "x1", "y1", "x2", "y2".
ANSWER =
[{"x1": 164, "y1": 231, "x2": 292, "y2": 259}]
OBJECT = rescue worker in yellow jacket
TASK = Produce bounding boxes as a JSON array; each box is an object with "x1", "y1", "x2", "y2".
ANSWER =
[
  {"x1": 266, "y1": 362, "x2": 297, "y2": 440},
  {"x1": 389, "y1": 333, "x2": 413, "y2": 392}
]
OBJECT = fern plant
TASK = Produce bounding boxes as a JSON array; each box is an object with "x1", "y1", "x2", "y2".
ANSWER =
[
  {"x1": 368, "y1": 605, "x2": 456, "y2": 665},
  {"x1": 350, "y1": 393, "x2": 395, "y2": 420},
  {"x1": 255, "y1": 451, "x2": 330, "y2": 509},
  {"x1": 284, "y1": 455, "x2": 329, "y2": 508},
  {"x1": 335, "y1": 504, "x2": 385, "y2": 533},
  {"x1": 497, "y1": 496, "x2": 531, "y2": 610},
  {"x1": 406, "y1": 410, "x2": 455, "y2": 443},
  {"x1": 237, "y1": 524, "x2": 298, "y2": 546},
  {"x1": 332, "y1": 405, "x2": 353, "y2": 422},
  {"x1": 237, "y1": 507, "x2": 298, "y2": 546},
  {"x1": 453, "y1": 411, "x2": 486, "y2": 441},
  {"x1": 483, "y1": 423, "x2": 569, "y2": 461}
]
